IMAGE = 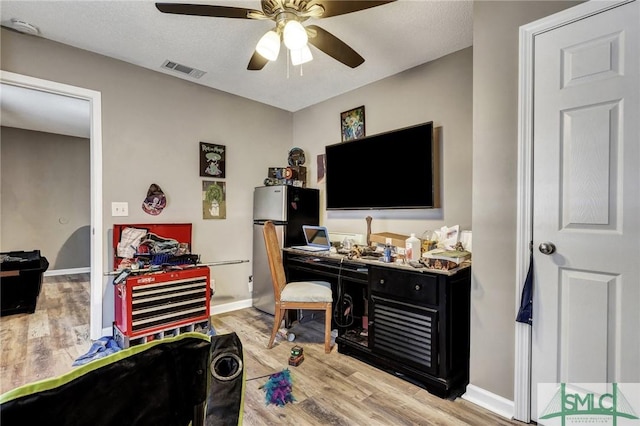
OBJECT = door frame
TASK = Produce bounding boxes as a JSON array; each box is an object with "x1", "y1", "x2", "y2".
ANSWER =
[
  {"x1": 514, "y1": 0, "x2": 634, "y2": 422},
  {"x1": 1, "y1": 70, "x2": 104, "y2": 341}
]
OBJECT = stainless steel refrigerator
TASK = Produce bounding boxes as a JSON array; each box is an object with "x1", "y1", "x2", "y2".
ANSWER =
[{"x1": 252, "y1": 185, "x2": 319, "y2": 315}]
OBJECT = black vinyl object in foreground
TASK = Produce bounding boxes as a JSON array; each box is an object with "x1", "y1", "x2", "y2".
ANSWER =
[
  {"x1": 0, "y1": 333, "x2": 211, "y2": 426},
  {"x1": 206, "y1": 332, "x2": 245, "y2": 426}
]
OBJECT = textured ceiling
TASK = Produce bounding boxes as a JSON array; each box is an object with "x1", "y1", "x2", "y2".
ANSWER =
[{"x1": 0, "y1": 0, "x2": 473, "y2": 113}]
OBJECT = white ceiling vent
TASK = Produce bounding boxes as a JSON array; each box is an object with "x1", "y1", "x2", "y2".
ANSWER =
[{"x1": 161, "y1": 60, "x2": 206, "y2": 79}]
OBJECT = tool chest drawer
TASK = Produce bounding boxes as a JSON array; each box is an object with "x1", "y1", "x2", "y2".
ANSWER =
[{"x1": 114, "y1": 267, "x2": 210, "y2": 339}]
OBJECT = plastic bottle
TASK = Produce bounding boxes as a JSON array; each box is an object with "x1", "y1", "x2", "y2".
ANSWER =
[
  {"x1": 406, "y1": 233, "x2": 421, "y2": 262},
  {"x1": 383, "y1": 245, "x2": 392, "y2": 263}
]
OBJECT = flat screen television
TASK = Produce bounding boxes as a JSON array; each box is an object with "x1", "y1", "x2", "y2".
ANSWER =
[{"x1": 325, "y1": 121, "x2": 439, "y2": 210}]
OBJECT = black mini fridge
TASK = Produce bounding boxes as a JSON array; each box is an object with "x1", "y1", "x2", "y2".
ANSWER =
[{"x1": 0, "y1": 250, "x2": 49, "y2": 316}]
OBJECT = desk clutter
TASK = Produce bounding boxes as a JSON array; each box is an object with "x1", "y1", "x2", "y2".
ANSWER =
[{"x1": 334, "y1": 220, "x2": 472, "y2": 271}]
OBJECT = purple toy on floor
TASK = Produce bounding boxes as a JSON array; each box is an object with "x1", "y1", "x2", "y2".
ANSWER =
[{"x1": 261, "y1": 369, "x2": 295, "y2": 407}]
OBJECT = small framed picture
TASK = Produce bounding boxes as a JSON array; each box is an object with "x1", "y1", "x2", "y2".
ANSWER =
[
  {"x1": 202, "y1": 181, "x2": 226, "y2": 219},
  {"x1": 317, "y1": 154, "x2": 326, "y2": 184},
  {"x1": 200, "y1": 142, "x2": 226, "y2": 178},
  {"x1": 340, "y1": 105, "x2": 365, "y2": 142}
]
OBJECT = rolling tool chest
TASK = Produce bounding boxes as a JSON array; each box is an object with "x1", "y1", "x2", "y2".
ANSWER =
[{"x1": 112, "y1": 223, "x2": 211, "y2": 348}]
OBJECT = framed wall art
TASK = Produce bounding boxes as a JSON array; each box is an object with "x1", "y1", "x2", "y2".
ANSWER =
[
  {"x1": 202, "y1": 181, "x2": 226, "y2": 219},
  {"x1": 200, "y1": 142, "x2": 226, "y2": 178},
  {"x1": 317, "y1": 154, "x2": 326, "y2": 184},
  {"x1": 340, "y1": 105, "x2": 365, "y2": 142}
]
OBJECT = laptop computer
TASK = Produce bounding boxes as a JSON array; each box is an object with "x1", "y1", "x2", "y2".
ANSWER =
[{"x1": 291, "y1": 225, "x2": 332, "y2": 252}]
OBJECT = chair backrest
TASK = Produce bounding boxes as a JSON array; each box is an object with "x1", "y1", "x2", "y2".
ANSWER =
[{"x1": 262, "y1": 221, "x2": 287, "y2": 302}]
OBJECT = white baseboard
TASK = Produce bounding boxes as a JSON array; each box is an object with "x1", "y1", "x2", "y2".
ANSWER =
[
  {"x1": 211, "y1": 298, "x2": 253, "y2": 315},
  {"x1": 462, "y1": 384, "x2": 515, "y2": 420},
  {"x1": 44, "y1": 267, "x2": 90, "y2": 277}
]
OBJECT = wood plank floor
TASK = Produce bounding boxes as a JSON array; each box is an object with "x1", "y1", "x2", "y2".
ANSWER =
[
  {"x1": 0, "y1": 273, "x2": 91, "y2": 393},
  {"x1": 0, "y1": 274, "x2": 524, "y2": 425}
]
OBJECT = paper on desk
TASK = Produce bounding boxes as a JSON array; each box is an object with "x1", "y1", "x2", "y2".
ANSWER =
[
  {"x1": 435, "y1": 225, "x2": 459, "y2": 250},
  {"x1": 460, "y1": 230, "x2": 472, "y2": 252}
]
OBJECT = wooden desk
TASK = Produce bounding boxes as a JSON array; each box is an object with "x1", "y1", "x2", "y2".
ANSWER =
[{"x1": 283, "y1": 248, "x2": 471, "y2": 399}]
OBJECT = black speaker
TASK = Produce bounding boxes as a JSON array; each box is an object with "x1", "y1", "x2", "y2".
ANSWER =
[{"x1": 206, "y1": 332, "x2": 244, "y2": 426}]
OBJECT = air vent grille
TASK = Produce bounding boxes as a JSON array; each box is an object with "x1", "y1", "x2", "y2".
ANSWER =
[
  {"x1": 161, "y1": 60, "x2": 206, "y2": 79},
  {"x1": 372, "y1": 295, "x2": 439, "y2": 376}
]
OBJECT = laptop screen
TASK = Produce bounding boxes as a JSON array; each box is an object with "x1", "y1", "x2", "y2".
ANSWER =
[{"x1": 302, "y1": 225, "x2": 331, "y2": 248}]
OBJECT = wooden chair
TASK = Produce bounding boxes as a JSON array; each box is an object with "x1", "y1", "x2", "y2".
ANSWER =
[{"x1": 262, "y1": 220, "x2": 333, "y2": 353}]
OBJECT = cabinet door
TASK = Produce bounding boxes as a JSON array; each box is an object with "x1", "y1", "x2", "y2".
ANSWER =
[{"x1": 371, "y1": 295, "x2": 438, "y2": 376}]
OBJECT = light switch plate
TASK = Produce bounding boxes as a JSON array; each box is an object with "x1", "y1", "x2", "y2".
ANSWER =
[{"x1": 111, "y1": 202, "x2": 129, "y2": 217}]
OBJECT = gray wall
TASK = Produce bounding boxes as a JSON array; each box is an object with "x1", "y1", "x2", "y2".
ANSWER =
[
  {"x1": 1, "y1": 127, "x2": 90, "y2": 269},
  {"x1": 293, "y1": 47, "x2": 473, "y2": 250},
  {"x1": 0, "y1": 0, "x2": 582, "y2": 403},
  {"x1": 1, "y1": 28, "x2": 293, "y2": 327},
  {"x1": 471, "y1": 1, "x2": 581, "y2": 399}
]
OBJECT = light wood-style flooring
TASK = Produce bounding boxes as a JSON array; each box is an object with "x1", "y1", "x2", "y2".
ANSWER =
[
  {"x1": 0, "y1": 274, "x2": 524, "y2": 425},
  {"x1": 0, "y1": 273, "x2": 91, "y2": 393}
]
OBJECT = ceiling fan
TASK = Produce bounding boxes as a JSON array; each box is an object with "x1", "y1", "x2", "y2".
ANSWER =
[{"x1": 155, "y1": 0, "x2": 396, "y2": 70}]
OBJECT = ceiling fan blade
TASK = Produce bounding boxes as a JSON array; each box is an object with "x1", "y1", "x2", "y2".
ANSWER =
[
  {"x1": 155, "y1": 3, "x2": 261, "y2": 19},
  {"x1": 306, "y1": 25, "x2": 364, "y2": 68},
  {"x1": 247, "y1": 51, "x2": 269, "y2": 71},
  {"x1": 315, "y1": 0, "x2": 396, "y2": 18}
]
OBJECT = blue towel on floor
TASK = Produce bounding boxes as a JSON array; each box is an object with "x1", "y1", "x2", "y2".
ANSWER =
[{"x1": 73, "y1": 336, "x2": 121, "y2": 366}]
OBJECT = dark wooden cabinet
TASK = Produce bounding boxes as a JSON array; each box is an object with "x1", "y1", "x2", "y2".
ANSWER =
[{"x1": 283, "y1": 250, "x2": 471, "y2": 399}]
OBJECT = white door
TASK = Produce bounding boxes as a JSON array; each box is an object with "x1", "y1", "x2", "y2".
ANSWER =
[{"x1": 531, "y1": 0, "x2": 639, "y2": 421}]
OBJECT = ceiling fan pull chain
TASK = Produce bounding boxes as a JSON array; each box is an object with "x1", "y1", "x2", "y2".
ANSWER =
[{"x1": 287, "y1": 49, "x2": 291, "y2": 79}]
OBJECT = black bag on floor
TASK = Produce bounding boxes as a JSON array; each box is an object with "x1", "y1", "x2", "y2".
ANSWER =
[{"x1": 206, "y1": 332, "x2": 245, "y2": 426}]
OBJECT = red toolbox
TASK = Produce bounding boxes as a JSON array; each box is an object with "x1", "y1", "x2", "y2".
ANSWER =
[{"x1": 112, "y1": 223, "x2": 210, "y2": 347}]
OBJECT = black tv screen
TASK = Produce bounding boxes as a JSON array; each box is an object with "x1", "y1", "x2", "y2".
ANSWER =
[{"x1": 325, "y1": 121, "x2": 438, "y2": 210}]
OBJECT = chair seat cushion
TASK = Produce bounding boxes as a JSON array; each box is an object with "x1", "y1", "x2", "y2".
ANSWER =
[{"x1": 281, "y1": 281, "x2": 332, "y2": 303}]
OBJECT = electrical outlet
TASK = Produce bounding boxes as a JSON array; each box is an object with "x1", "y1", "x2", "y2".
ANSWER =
[
  {"x1": 111, "y1": 202, "x2": 129, "y2": 217},
  {"x1": 248, "y1": 275, "x2": 253, "y2": 293}
]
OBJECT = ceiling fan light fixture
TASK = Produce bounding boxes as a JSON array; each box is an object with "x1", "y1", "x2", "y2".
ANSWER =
[
  {"x1": 256, "y1": 30, "x2": 280, "y2": 61},
  {"x1": 156, "y1": 0, "x2": 398, "y2": 71},
  {"x1": 283, "y1": 20, "x2": 308, "y2": 50},
  {"x1": 290, "y1": 45, "x2": 313, "y2": 66}
]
